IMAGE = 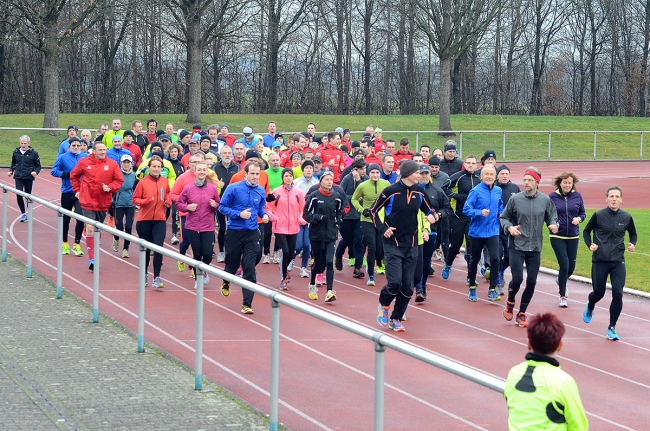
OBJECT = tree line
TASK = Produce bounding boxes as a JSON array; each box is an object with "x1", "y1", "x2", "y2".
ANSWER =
[{"x1": 1, "y1": 0, "x2": 649, "y2": 132}]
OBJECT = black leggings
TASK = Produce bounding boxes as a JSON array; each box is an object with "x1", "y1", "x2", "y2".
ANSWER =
[
  {"x1": 588, "y1": 261, "x2": 625, "y2": 327},
  {"x1": 275, "y1": 233, "x2": 297, "y2": 279},
  {"x1": 310, "y1": 239, "x2": 335, "y2": 290},
  {"x1": 136, "y1": 220, "x2": 166, "y2": 278},
  {"x1": 217, "y1": 211, "x2": 227, "y2": 252},
  {"x1": 507, "y1": 248, "x2": 541, "y2": 313},
  {"x1": 361, "y1": 221, "x2": 383, "y2": 276},
  {"x1": 468, "y1": 235, "x2": 500, "y2": 290},
  {"x1": 114, "y1": 207, "x2": 135, "y2": 250},
  {"x1": 185, "y1": 230, "x2": 214, "y2": 270},
  {"x1": 60, "y1": 192, "x2": 84, "y2": 243},
  {"x1": 14, "y1": 178, "x2": 34, "y2": 214},
  {"x1": 550, "y1": 237, "x2": 578, "y2": 297},
  {"x1": 446, "y1": 217, "x2": 470, "y2": 267}
]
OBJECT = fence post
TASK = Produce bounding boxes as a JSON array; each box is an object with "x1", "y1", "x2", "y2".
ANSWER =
[
  {"x1": 502, "y1": 131, "x2": 507, "y2": 161},
  {"x1": 547, "y1": 131, "x2": 552, "y2": 161},
  {"x1": 194, "y1": 270, "x2": 205, "y2": 391},
  {"x1": 92, "y1": 228, "x2": 100, "y2": 323},
  {"x1": 415, "y1": 131, "x2": 419, "y2": 151},
  {"x1": 641, "y1": 132, "x2": 644, "y2": 160},
  {"x1": 2, "y1": 189, "x2": 7, "y2": 262},
  {"x1": 593, "y1": 131, "x2": 597, "y2": 160},
  {"x1": 56, "y1": 213, "x2": 64, "y2": 299},
  {"x1": 459, "y1": 131, "x2": 463, "y2": 158},
  {"x1": 138, "y1": 244, "x2": 146, "y2": 353},
  {"x1": 374, "y1": 338, "x2": 386, "y2": 431},
  {"x1": 26, "y1": 198, "x2": 33, "y2": 278},
  {"x1": 269, "y1": 295, "x2": 281, "y2": 431}
]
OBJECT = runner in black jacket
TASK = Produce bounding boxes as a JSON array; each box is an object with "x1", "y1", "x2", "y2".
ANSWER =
[{"x1": 9, "y1": 135, "x2": 41, "y2": 222}]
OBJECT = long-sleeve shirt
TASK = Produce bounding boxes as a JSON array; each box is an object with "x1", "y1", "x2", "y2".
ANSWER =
[
  {"x1": 132, "y1": 174, "x2": 172, "y2": 221},
  {"x1": 499, "y1": 191, "x2": 558, "y2": 253},
  {"x1": 218, "y1": 180, "x2": 268, "y2": 231},
  {"x1": 175, "y1": 182, "x2": 220, "y2": 232},
  {"x1": 463, "y1": 182, "x2": 503, "y2": 238},
  {"x1": 51, "y1": 151, "x2": 88, "y2": 193},
  {"x1": 583, "y1": 207, "x2": 637, "y2": 263}
]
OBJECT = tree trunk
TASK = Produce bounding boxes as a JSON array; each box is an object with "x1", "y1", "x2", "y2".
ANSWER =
[
  {"x1": 186, "y1": 19, "x2": 202, "y2": 124},
  {"x1": 363, "y1": 0, "x2": 372, "y2": 114},
  {"x1": 639, "y1": 0, "x2": 650, "y2": 116},
  {"x1": 492, "y1": 10, "x2": 501, "y2": 114},
  {"x1": 42, "y1": 45, "x2": 60, "y2": 132},
  {"x1": 438, "y1": 55, "x2": 453, "y2": 134}
]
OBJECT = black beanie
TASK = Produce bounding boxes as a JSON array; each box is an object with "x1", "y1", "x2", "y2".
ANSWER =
[
  {"x1": 496, "y1": 164, "x2": 510, "y2": 175},
  {"x1": 245, "y1": 150, "x2": 260, "y2": 160},
  {"x1": 399, "y1": 160, "x2": 419, "y2": 178},
  {"x1": 301, "y1": 160, "x2": 314, "y2": 170},
  {"x1": 281, "y1": 168, "x2": 294, "y2": 178}
]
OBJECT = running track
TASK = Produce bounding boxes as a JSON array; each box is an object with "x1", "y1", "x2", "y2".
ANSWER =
[{"x1": 2, "y1": 161, "x2": 649, "y2": 430}]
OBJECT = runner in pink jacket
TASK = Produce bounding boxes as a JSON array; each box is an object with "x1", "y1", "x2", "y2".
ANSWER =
[{"x1": 267, "y1": 168, "x2": 306, "y2": 289}]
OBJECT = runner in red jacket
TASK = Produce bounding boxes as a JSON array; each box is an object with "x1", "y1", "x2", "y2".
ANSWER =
[{"x1": 315, "y1": 132, "x2": 345, "y2": 183}]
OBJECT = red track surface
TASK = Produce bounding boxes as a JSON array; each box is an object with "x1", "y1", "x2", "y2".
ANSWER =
[{"x1": 2, "y1": 162, "x2": 649, "y2": 430}]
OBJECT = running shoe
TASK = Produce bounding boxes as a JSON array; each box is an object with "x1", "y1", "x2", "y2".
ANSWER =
[
  {"x1": 122, "y1": 249, "x2": 130, "y2": 258},
  {"x1": 280, "y1": 279, "x2": 289, "y2": 291},
  {"x1": 515, "y1": 312, "x2": 527, "y2": 328},
  {"x1": 324, "y1": 290, "x2": 337, "y2": 302},
  {"x1": 503, "y1": 301, "x2": 515, "y2": 321},
  {"x1": 287, "y1": 259, "x2": 294, "y2": 272},
  {"x1": 112, "y1": 240, "x2": 119, "y2": 252},
  {"x1": 415, "y1": 291, "x2": 425, "y2": 303},
  {"x1": 466, "y1": 277, "x2": 470, "y2": 285},
  {"x1": 352, "y1": 268, "x2": 365, "y2": 278},
  {"x1": 375, "y1": 262, "x2": 385, "y2": 275},
  {"x1": 203, "y1": 274, "x2": 210, "y2": 285},
  {"x1": 72, "y1": 243, "x2": 84, "y2": 256},
  {"x1": 171, "y1": 234, "x2": 180, "y2": 245},
  {"x1": 241, "y1": 305, "x2": 254, "y2": 314},
  {"x1": 152, "y1": 277, "x2": 164, "y2": 289},
  {"x1": 190, "y1": 268, "x2": 196, "y2": 279},
  {"x1": 221, "y1": 280, "x2": 230, "y2": 297},
  {"x1": 335, "y1": 255, "x2": 343, "y2": 271},
  {"x1": 144, "y1": 275, "x2": 148, "y2": 287},
  {"x1": 389, "y1": 319, "x2": 405, "y2": 332},
  {"x1": 308, "y1": 284, "x2": 318, "y2": 300},
  {"x1": 177, "y1": 261, "x2": 186, "y2": 272},
  {"x1": 429, "y1": 265, "x2": 435, "y2": 276},
  {"x1": 300, "y1": 267, "x2": 309, "y2": 278},
  {"x1": 366, "y1": 276, "x2": 376, "y2": 286},
  {"x1": 401, "y1": 312, "x2": 407, "y2": 321},
  {"x1": 433, "y1": 249, "x2": 443, "y2": 260},
  {"x1": 582, "y1": 304, "x2": 593, "y2": 323},
  {"x1": 315, "y1": 273, "x2": 324, "y2": 286},
  {"x1": 484, "y1": 268, "x2": 491, "y2": 281},
  {"x1": 377, "y1": 304, "x2": 389, "y2": 327},
  {"x1": 272, "y1": 251, "x2": 281, "y2": 264},
  {"x1": 558, "y1": 296, "x2": 568, "y2": 308},
  {"x1": 607, "y1": 326, "x2": 620, "y2": 341},
  {"x1": 19, "y1": 213, "x2": 27, "y2": 222},
  {"x1": 217, "y1": 252, "x2": 225, "y2": 263},
  {"x1": 348, "y1": 257, "x2": 355, "y2": 267},
  {"x1": 487, "y1": 289, "x2": 501, "y2": 302},
  {"x1": 441, "y1": 264, "x2": 451, "y2": 279},
  {"x1": 496, "y1": 283, "x2": 504, "y2": 297},
  {"x1": 62, "y1": 242, "x2": 70, "y2": 255},
  {"x1": 262, "y1": 254, "x2": 270, "y2": 264},
  {"x1": 468, "y1": 286, "x2": 478, "y2": 302},
  {"x1": 88, "y1": 259, "x2": 94, "y2": 271}
]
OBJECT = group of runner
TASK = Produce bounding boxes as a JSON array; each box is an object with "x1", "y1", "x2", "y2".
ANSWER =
[{"x1": 9, "y1": 120, "x2": 637, "y2": 336}]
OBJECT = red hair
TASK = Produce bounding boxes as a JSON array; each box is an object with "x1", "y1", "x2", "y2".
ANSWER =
[{"x1": 527, "y1": 313, "x2": 565, "y2": 354}]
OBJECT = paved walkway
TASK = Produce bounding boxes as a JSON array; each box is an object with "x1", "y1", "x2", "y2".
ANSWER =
[{"x1": 0, "y1": 256, "x2": 282, "y2": 431}]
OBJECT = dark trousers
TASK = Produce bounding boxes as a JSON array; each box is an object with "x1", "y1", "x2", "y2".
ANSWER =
[
  {"x1": 446, "y1": 217, "x2": 470, "y2": 267},
  {"x1": 361, "y1": 221, "x2": 383, "y2": 276},
  {"x1": 186, "y1": 230, "x2": 215, "y2": 270},
  {"x1": 169, "y1": 202, "x2": 179, "y2": 236},
  {"x1": 60, "y1": 192, "x2": 84, "y2": 243},
  {"x1": 506, "y1": 248, "x2": 541, "y2": 313},
  {"x1": 295, "y1": 225, "x2": 311, "y2": 268},
  {"x1": 135, "y1": 220, "x2": 166, "y2": 278},
  {"x1": 498, "y1": 233, "x2": 510, "y2": 272},
  {"x1": 550, "y1": 237, "x2": 579, "y2": 297},
  {"x1": 336, "y1": 218, "x2": 365, "y2": 269},
  {"x1": 310, "y1": 239, "x2": 335, "y2": 290},
  {"x1": 418, "y1": 233, "x2": 437, "y2": 291},
  {"x1": 468, "y1": 235, "x2": 500, "y2": 290},
  {"x1": 413, "y1": 244, "x2": 423, "y2": 287},
  {"x1": 178, "y1": 216, "x2": 191, "y2": 255},
  {"x1": 224, "y1": 229, "x2": 261, "y2": 307},
  {"x1": 275, "y1": 233, "x2": 297, "y2": 279},
  {"x1": 263, "y1": 222, "x2": 279, "y2": 255},
  {"x1": 435, "y1": 217, "x2": 450, "y2": 262},
  {"x1": 379, "y1": 243, "x2": 418, "y2": 321},
  {"x1": 217, "y1": 211, "x2": 227, "y2": 252},
  {"x1": 588, "y1": 261, "x2": 625, "y2": 327},
  {"x1": 114, "y1": 207, "x2": 135, "y2": 250},
  {"x1": 15, "y1": 178, "x2": 34, "y2": 214}
]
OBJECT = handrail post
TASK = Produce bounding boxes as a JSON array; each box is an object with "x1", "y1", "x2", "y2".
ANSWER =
[
  {"x1": 194, "y1": 270, "x2": 205, "y2": 391},
  {"x1": 2, "y1": 189, "x2": 7, "y2": 262},
  {"x1": 374, "y1": 339, "x2": 386, "y2": 431},
  {"x1": 593, "y1": 131, "x2": 597, "y2": 160},
  {"x1": 92, "y1": 228, "x2": 100, "y2": 323},
  {"x1": 56, "y1": 212, "x2": 64, "y2": 299},
  {"x1": 137, "y1": 244, "x2": 147, "y2": 352},
  {"x1": 269, "y1": 295, "x2": 281, "y2": 431},
  {"x1": 26, "y1": 198, "x2": 33, "y2": 278},
  {"x1": 502, "y1": 131, "x2": 506, "y2": 161},
  {"x1": 547, "y1": 131, "x2": 552, "y2": 161}
]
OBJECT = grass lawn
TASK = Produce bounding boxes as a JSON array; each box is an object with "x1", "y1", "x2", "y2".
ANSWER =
[
  {"x1": 540, "y1": 208, "x2": 649, "y2": 293},
  {"x1": 1, "y1": 113, "x2": 649, "y2": 166}
]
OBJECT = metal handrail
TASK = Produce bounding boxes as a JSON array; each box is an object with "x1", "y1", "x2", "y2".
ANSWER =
[{"x1": 1, "y1": 184, "x2": 505, "y2": 431}]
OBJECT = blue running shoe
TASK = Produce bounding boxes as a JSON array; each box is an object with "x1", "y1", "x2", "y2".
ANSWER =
[
  {"x1": 377, "y1": 304, "x2": 389, "y2": 327},
  {"x1": 487, "y1": 289, "x2": 501, "y2": 301},
  {"x1": 607, "y1": 326, "x2": 620, "y2": 341},
  {"x1": 582, "y1": 304, "x2": 593, "y2": 323},
  {"x1": 88, "y1": 259, "x2": 94, "y2": 271},
  {"x1": 468, "y1": 286, "x2": 478, "y2": 302},
  {"x1": 19, "y1": 213, "x2": 28, "y2": 223},
  {"x1": 389, "y1": 319, "x2": 405, "y2": 332},
  {"x1": 442, "y1": 264, "x2": 451, "y2": 279}
]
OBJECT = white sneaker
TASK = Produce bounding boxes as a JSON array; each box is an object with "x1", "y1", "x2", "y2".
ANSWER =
[
  {"x1": 300, "y1": 267, "x2": 309, "y2": 278},
  {"x1": 204, "y1": 274, "x2": 210, "y2": 285},
  {"x1": 558, "y1": 296, "x2": 568, "y2": 308},
  {"x1": 217, "y1": 252, "x2": 225, "y2": 263},
  {"x1": 171, "y1": 234, "x2": 180, "y2": 245},
  {"x1": 308, "y1": 284, "x2": 318, "y2": 300},
  {"x1": 287, "y1": 259, "x2": 294, "y2": 272},
  {"x1": 272, "y1": 251, "x2": 281, "y2": 264},
  {"x1": 262, "y1": 254, "x2": 270, "y2": 264},
  {"x1": 112, "y1": 240, "x2": 119, "y2": 252}
]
